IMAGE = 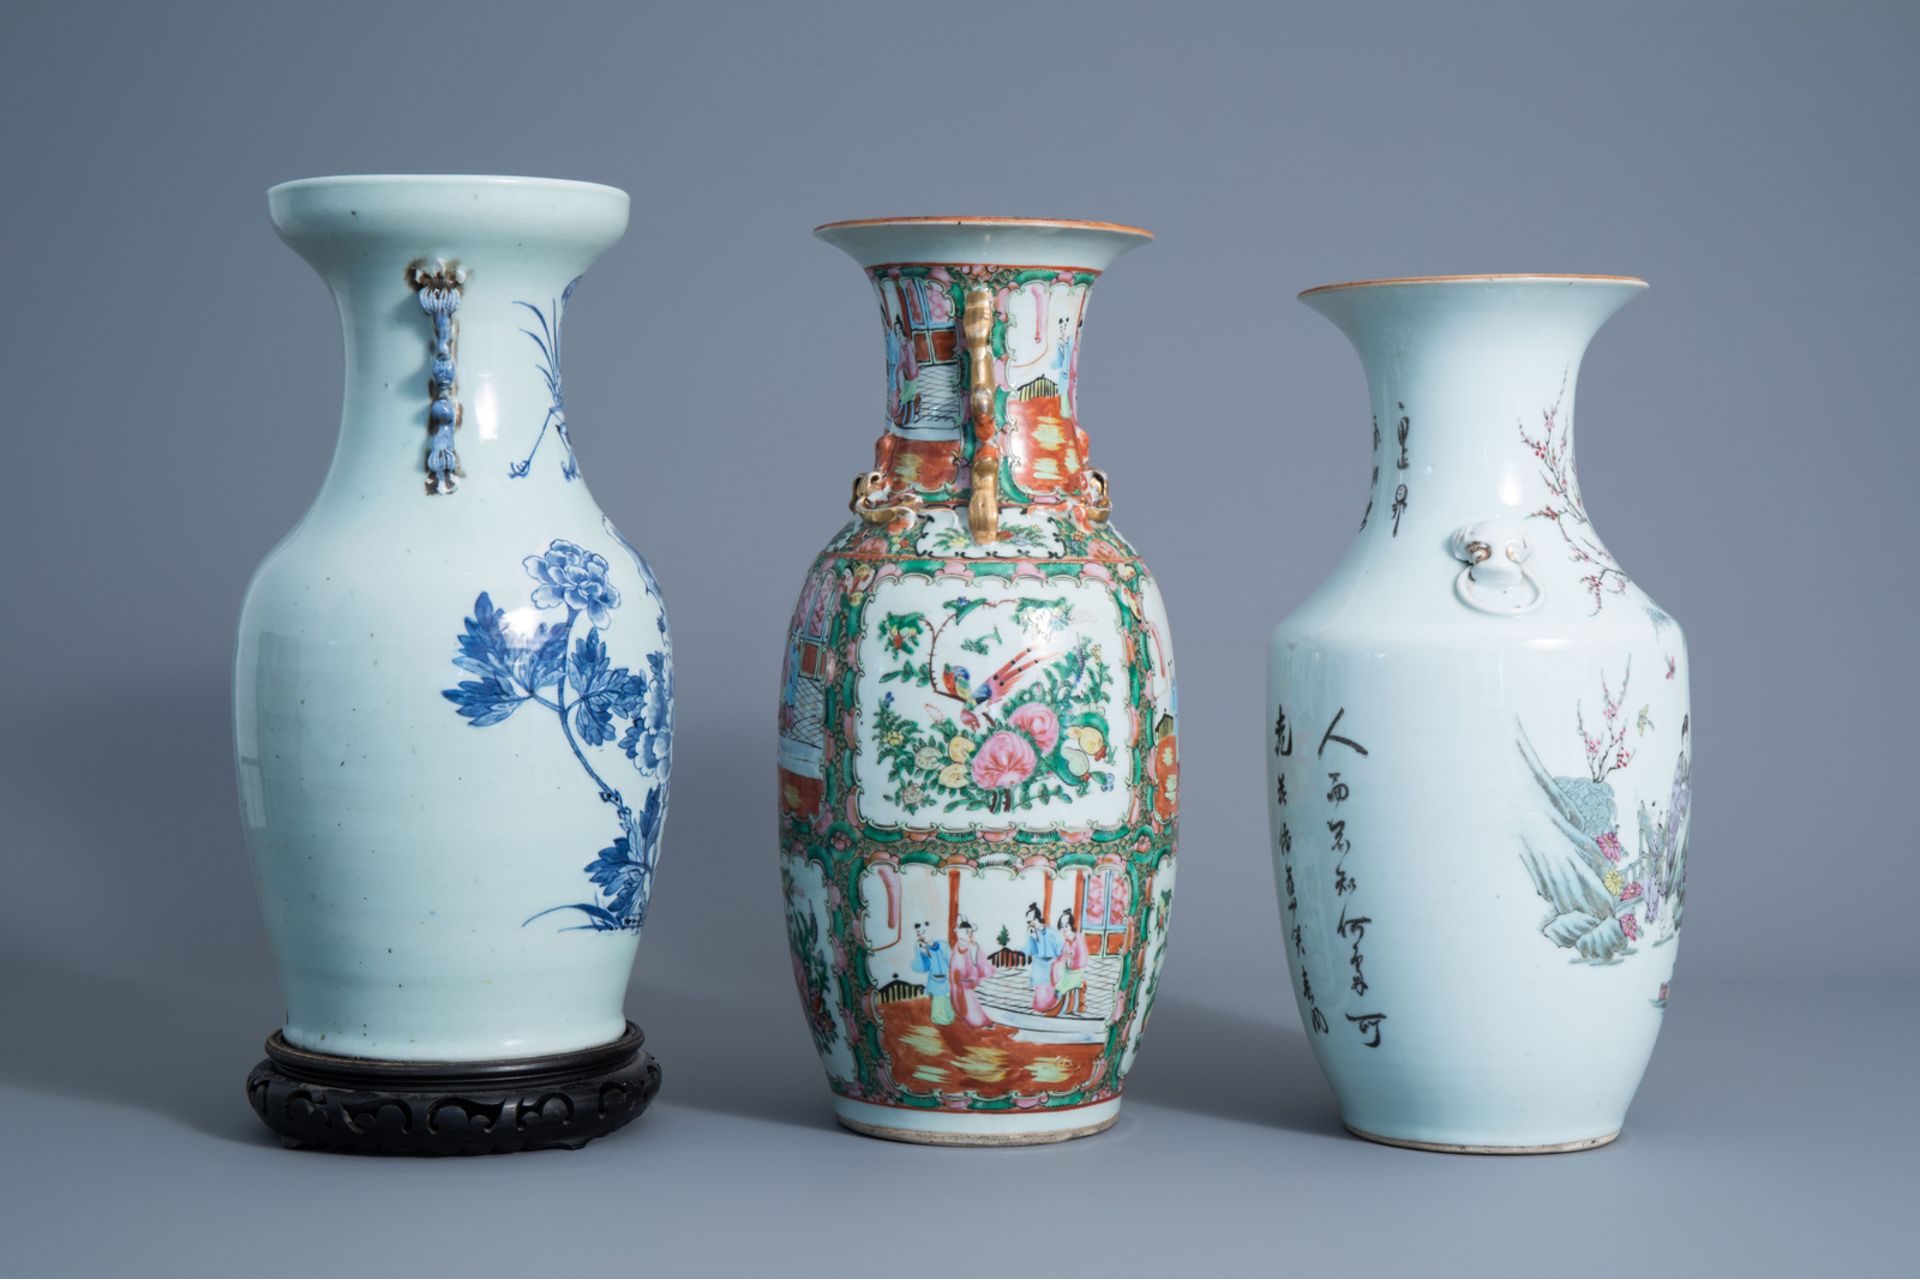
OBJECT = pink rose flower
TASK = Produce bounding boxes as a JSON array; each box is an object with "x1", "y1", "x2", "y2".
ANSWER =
[
  {"x1": 971, "y1": 730, "x2": 1037, "y2": 790},
  {"x1": 1006, "y1": 702, "x2": 1061, "y2": 754},
  {"x1": 1621, "y1": 881, "x2": 1644, "y2": 902}
]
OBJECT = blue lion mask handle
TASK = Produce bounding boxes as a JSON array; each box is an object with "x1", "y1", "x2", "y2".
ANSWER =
[{"x1": 407, "y1": 259, "x2": 469, "y2": 495}]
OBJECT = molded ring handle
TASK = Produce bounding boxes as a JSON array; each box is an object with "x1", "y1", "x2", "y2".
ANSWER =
[{"x1": 1450, "y1": 521, "x2": 1545, "y2": 616}]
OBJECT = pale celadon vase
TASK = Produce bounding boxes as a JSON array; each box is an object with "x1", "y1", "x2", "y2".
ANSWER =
[
  {"x1": 235, "y1": 176, "x2": 671, "y2": 1150},
  {"x1": 1267, "y1": 275, "x2": 1690, "y2": 1153},
  {"x1": 778, "y1": 218, "x2": 1179, "y2": 1145}
]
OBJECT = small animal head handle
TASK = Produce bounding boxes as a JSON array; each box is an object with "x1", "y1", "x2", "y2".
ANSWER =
[
  {"x1": 963, "y1": 286, "x2": 1001, "y2": 545},
  {"x1": 1449, "y1": 519, "x2": 1545, "y2": 616},
  {"x1": 1081, "y1": 467, "x2": 1112, "y2": 525},
  {"x1": 850, "y1": 469, "x2": 923, "y2": 526}
]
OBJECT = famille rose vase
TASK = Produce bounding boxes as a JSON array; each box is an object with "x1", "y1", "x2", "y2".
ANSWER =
[
  {"x1": 1267, "y1": 275, "x2": 1690, "y2": 1153},
  {"x1": 235, "y1": 176, "x2": 670, "y2": 1153},
  {"x1": 778, "y1": 218, "x2": 1180, "y2": 1145}
]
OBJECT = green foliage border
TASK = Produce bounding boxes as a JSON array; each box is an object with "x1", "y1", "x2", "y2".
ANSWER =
[{"x1": 782, "y1": 540, "x2": 1177, "y2": 1113}]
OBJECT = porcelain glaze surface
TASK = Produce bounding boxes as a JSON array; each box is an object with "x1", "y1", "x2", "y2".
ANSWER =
[
  {"x1": 780, "y1": 220, "x2": 1176, "y2": 1144},
  {"x1": 236, "y1": 176, "x2": 671, "y2": 1062},
  {"x1": 1267, "y1": 276, "x2": 1689, "y2": 1151}
]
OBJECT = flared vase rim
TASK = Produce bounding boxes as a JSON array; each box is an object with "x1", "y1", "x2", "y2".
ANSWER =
[
  {"x1": 1299, "y1": 273, "x2": 1648, "y2": 298},
  {"x1": 815, "y1": 215, "x2": 1154, "y2": 240},
  {"x1": 268, "y1": 173, "x2": 627, "y2": 200}
]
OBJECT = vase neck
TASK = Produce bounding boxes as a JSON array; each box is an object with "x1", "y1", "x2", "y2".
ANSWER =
[
  {"x1": 269, "y1": 177, "x2": 627, "y2": 510},
  {"x1": 863, "y1": 262, "x2": 1102, "y2": 507},
  {"x1": 1303, "y1": 278, "x2": 1644, "y2": 557}
]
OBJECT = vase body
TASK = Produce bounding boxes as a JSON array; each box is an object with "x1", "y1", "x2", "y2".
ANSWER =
[
  {"x1": 779, "y1": 219, "x2": 1178, "y2": 1144},
  {"x1": 1267, "y1": 276, "x2": 1690, "y2": 1152},
  {"x1": 236, "y1": 177, "x2": 672, "y2": 1065}
]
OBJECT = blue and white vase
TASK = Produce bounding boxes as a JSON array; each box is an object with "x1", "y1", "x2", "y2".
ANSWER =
[
  {"x1": 236, "y1": 177, "x2": 672, "y2": 1097},
  {"x1": 1267, "y1": 275, "x2": 1689, "y2": 1153}
]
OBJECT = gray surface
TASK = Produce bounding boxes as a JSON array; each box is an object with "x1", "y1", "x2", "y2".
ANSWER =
[
  {"x1": 1, "y1": 1, "x2": 1915, "y2": 1272},
  {"x1": 3, "y1": 978, "x2": 1913, "y2": 1273}
]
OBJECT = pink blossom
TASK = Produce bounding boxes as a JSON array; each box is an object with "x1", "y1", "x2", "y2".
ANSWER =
[
  {"x1": 1620, "y1": 913, "x2": 1640, "y2": 941},
  {"x1": 1596, "y1": 831, "x2": 1623, "y2": 862},
  {"x1": 1006, "y1": 702, "x2": 1061, "y2": 753},
  {"x1": 1620, "y1": 881, "x2": 1644, "y2": 902},
  {"x1": 971, "y1": 730, "x2": 1037, "y2": 790}
]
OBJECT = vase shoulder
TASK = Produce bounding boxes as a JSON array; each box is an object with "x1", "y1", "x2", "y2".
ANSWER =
[{"x1": 1272, "y1": 564, "x2": 1687, "y2": 655}]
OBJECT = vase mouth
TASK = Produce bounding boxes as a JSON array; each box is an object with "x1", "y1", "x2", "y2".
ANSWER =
[
  {"x1": 269, "y1": 173, "x2": 627, "y2": 199},
  {"x1": 1300, "y1": 273, "x2": 1648, "y2": 298},
  {"x1": 815, "y1": 215, "x2": 1153, "y2": 238},
  {"x1": 268, "y1": 174, "x2": 630, "y2": 264},
  {"x1": 815, "y1": 217, "x2": 1152, "y2": 273}
]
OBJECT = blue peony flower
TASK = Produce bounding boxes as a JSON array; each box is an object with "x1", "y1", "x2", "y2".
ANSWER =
[
  {"x1": 524, "y1": 539, "x2": 621, "y2": 628},
  {"x1": 619, "y1": 651, "x2": 674, "y2": 777}
]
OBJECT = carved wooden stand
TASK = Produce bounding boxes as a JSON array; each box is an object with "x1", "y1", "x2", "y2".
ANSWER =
[{"x1": 246, "y1": 1022, "x2": 659, "y2": 1155}]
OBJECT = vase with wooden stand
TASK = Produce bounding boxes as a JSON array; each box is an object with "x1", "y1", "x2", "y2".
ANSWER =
[{"x1": 236, "y1": 176, "x2": 671, "y2": 1153}]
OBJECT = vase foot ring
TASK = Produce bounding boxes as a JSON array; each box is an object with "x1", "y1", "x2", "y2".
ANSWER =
[
  {"x1": 1346, "y1": 1124, "x2": 1619, "y2": 1155},
  {"x1": 245, "y1": 1022, "x2": 660, "y2": 1155},
  {"x1": 836, "y1": 1113, "x2": 1117, "y2": 1147}
]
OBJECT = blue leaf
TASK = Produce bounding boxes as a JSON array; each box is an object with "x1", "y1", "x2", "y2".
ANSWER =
[
  {"x1": 583, "y1": 835, "x2": 648, "y2": 923},
  {"x1": 444, "y1": 593, "x2": 537, "y2": 726},
  {"x1": 451, "y1": 592, "x2": 515, "y2": 683},
  {"x1": 567, "y1": 629, "x2": 643, "y2": 747},
  {"x1": 443, "y1": 676, "x2": 525, "y2": 727}
]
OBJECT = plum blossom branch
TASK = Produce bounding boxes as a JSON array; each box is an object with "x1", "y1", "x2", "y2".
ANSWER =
[
  {"x1": 1518, "y1": 374, "x2": 1629, "y2": 613},
  {"x1": 1578, "y1": 657, "x2": 1635, "y2": 784}
]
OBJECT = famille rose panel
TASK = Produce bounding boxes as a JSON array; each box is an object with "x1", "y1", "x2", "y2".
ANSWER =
[
  {"x1": 777, "y1": 505, "x2": 1178, "y2": 1120},
  {"x1": 855, "y1": 574, "x2": 1135, "y2": 832}
]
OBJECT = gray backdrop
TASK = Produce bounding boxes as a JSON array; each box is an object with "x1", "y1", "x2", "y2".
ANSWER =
[{"x1": 2, "y1": 1, "x2": 1914, "y2": 1273}]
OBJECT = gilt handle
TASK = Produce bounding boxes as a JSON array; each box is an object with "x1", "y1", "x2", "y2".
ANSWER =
[{"x1": 963, "y1": 286, "x2": 1000, "y2": 545}]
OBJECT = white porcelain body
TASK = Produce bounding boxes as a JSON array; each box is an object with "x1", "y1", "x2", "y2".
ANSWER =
[
  {"x1": 1268, "y1": 278, "x2": 1690, "y2": 1150},
  {"x1": 236, "y1": 177, "x2": 671, "y2": 1061}
]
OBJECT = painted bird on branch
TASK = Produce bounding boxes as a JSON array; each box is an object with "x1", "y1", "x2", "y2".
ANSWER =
[{"x1": 936, "y1": 649, "x2": 1053, "y2": 728}]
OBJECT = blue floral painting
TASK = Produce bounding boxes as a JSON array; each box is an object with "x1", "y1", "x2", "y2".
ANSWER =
[
  {"x1": 509, "y1": 277, "x2": 581, "y2": 481},
  {"x1": 444, "y1": 537, "x2": 672, "y2": 932}
]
